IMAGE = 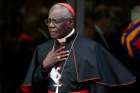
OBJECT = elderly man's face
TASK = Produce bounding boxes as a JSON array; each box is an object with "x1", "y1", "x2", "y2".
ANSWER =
[{"x1": 47, "y1": 4, "x2": 74, "y2": 39}]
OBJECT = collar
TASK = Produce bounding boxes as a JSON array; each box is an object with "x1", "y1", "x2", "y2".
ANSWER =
[
  {"x1": 94, "y1": 24, "x2": 104, "y2": 35},
  {"x1": 57, "y1": 28, "x2": 75, "y2": 43}
]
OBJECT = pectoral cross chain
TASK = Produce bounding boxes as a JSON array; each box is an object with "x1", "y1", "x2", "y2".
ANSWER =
[{"x1": 53, "y1": 83, "x2": 62, "y2": 93}]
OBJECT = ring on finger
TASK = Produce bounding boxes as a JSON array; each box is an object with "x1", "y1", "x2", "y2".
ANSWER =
[{"x1": 57, "y1": 56, "x2": 61, "y2": 59}]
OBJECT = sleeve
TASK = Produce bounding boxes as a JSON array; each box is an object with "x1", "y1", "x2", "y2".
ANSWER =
[
  {"x1": 20, "y1": 48, "x2": 49, "y2": 93},
  {"x1": 90, "y1": 82, "x2": 107, "y2": 93},
  {"x1": 74, "y1": 41, "x2": 136, "y2": 87},
  {"x1": 20, "y1": 48, "x2": 38, "y2": 93},
  {"x1": 93, "y1": 43, "x2": 136, "y2": 87},
  {"x1": 31, "y1": 48, "x2": 49, "y2": 93}
]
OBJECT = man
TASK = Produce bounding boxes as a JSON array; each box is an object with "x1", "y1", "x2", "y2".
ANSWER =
[
  {"x1": 91, "y1": 4, "x2": 112, "y2": 49},
  {"x1": 21, "y1": 3, "x2": 136, "y2": 93},
  {"x1": 121, "y1": 6, "x2": 140, "y2": 60}
]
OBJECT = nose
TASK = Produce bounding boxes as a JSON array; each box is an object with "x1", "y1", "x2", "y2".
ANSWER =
[{"x1": 48, "y1": 22, "x2": 55, "y2": 28}]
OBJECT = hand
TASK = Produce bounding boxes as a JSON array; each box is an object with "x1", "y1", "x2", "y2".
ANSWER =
[{"x1": 42, "y1": 46, "x2": 69, "y2": 70}]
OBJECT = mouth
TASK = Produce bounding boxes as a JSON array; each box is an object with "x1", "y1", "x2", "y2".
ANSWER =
[
  {"x1": 50, "y1": 31, "x2": 56, "y2": 35},
  {"x1": 49, "y1": 30, "x2": 58, "y2": 36},
  {"x1": 50, "y1": 30, "x2": 56, "y2": 33},
  {"x1": 49, "y1": 28, "x2": 56, "y2": 32}
]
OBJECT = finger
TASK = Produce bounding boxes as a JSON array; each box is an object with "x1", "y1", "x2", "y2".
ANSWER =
[
  {"x1": 55, "y1": 46, "x2": 65, "y2": 53},
  {"x1": 51, "y1": 46, "x2": 55, "y2": 52},
  {"x1": 57, "y1": 50, "x2": 69, "y2": 55},
  {"x1": 58, "y1": 57, "x2": 68, "y2": 62},
  {"x1": 56, "y1": 53, "x2": 69, "y2": 62},
  {"x1": 59, "y1": 53, "x2": 69, "y2": 58}
]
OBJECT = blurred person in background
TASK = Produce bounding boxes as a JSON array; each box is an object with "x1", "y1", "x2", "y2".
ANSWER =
[
  {"x1": 84, "y1": 4, "x2": 137, "y2": 93},
  {"x1": 121, "y1": 5, "x2": 140, "y2": 61},
  {"x1": 120, "y1": 6, "x2": 140, "y2": 79},
  {"x1": 91, "y1": 4, "x2": 113, "y2": 49}
]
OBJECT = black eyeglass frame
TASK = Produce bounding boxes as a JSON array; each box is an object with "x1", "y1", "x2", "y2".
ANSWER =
[{"x1": 44, "y1": 17, "x2": 72, "y2": 25}]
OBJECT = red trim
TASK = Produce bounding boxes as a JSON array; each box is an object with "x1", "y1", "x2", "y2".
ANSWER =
[
  {"x1": 70, "y1": 89, "x2": 89, "y2": 93},
  {"x1": 48, "y1": 89, "x2": 89, "y2": 93},
  {"x1": 48, "y1": 90, "x2": 54, "y2": 93},
  {"x1": 134, "y1": 38, "x2": 140, "y2": 49},
  {"x1": 20, "y1": 84, "x2": 32, "y2": 93},
  {"x1": 72, "y1": 48, "x2": 136, "y2": 87},
  {"x1": 72, "y1": 48, "x2": 101, "y2": 82},
  {"x1": 95, "y1": 80, "x2": 136, "y2": 87}
]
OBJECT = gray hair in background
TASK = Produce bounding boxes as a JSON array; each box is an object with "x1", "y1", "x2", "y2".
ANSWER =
[{"x1": 131, "y1": 6, "x2": 140, "y2": 22}]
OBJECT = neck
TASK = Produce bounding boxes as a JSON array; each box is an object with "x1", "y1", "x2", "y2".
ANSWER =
[
  {"x1": 95, "y1": 21, "x2": 107, "y2": 32},
  {"x1": 57, "y1": 28, "x2": 75, "y2": 43}
]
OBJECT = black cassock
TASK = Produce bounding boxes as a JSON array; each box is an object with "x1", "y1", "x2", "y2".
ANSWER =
[{"x1": 21, "y1": 33, "x2": 136, "y2": 93}]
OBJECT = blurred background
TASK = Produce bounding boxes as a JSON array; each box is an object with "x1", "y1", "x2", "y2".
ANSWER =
[{"x1": 0, "y1": 0, "x2": 138, "y2": 93}]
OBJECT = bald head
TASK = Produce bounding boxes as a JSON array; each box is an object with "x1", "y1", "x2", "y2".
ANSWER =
[
  {"x1": 131, "y1": 6, "x2": 140, "y2": 22},
  {"x1": 49, "y1": 3, "x2": 73, "y2": 19},
  {"x1": 47, "y1": 3, "x2": 75, "y2": 39}
]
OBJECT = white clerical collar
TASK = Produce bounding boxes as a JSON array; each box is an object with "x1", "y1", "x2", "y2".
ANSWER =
[
  {"x1": 94, "y1": 24, "x2": 104, "y2": 35},
  {"x1": 94, "y1": 24, "x2": 109, "y2": 48},
  {"x1": 57, "y1": 28, "x2": 75, "y2": 43}
]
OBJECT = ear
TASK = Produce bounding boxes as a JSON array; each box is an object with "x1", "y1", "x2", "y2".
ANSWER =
[{"x1": 67, "y1": 18, "x2": 74, "y2": 27}]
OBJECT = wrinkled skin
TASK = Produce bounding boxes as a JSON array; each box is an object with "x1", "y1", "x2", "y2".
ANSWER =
[{"x1": 42, "y1": 4, "x2": 74, "y2": 70}]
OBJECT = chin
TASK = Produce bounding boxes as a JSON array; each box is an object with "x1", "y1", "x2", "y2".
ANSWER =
[
  {"x1": 50, "y1": 35, "x2": 59, "y2": 39},
  {"x1": 51, "y1": 36, "x2": 57, "y2": 39}
]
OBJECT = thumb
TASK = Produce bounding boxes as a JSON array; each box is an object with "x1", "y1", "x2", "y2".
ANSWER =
[{"x1": 51, "y1": 45, "x2": 55, "y2": 52}]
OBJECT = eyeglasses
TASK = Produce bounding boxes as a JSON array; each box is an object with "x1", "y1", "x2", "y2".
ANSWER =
[{"x1": 44, "y1": 18, "x2": 70, "y2": 25}]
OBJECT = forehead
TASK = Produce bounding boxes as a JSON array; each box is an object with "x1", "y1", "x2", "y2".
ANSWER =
[{"x1": 48, "y1": 4, "x2": 70, "y2": 19}]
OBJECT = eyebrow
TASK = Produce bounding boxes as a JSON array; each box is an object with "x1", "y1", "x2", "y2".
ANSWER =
[{"x1": 48, "y1": 17, "x2": 72, "y2": 20}]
